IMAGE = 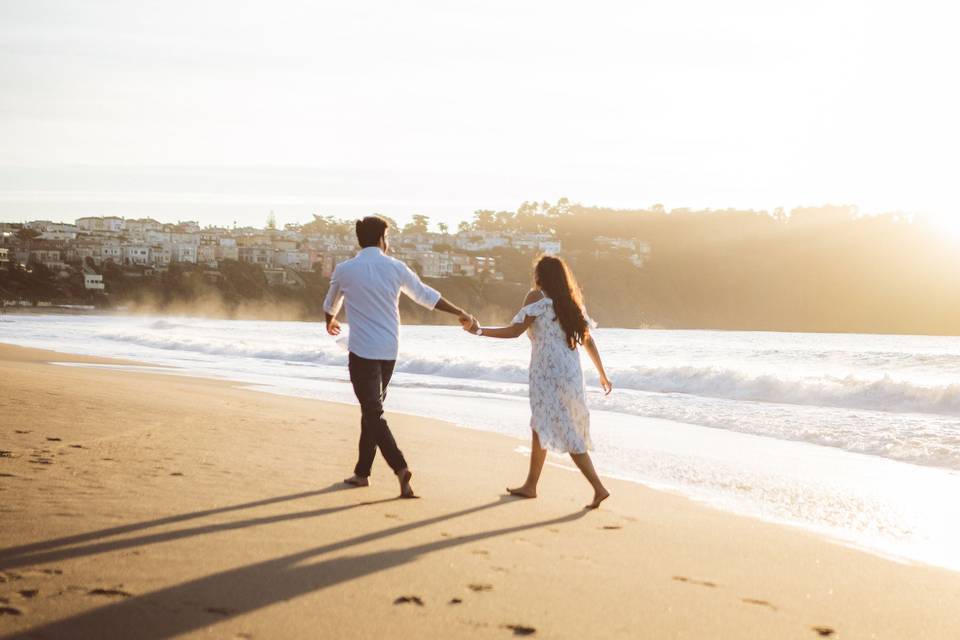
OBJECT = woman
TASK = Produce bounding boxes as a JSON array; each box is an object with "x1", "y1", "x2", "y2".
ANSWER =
[{"x1": 465, "y1": 256, "x2": 613, "y2": 509}]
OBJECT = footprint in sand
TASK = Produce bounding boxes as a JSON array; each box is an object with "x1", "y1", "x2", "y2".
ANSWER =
[
  {"x1": 811, "y1": 626, "x2": 835, "y2": 637},
  {"x1": 0, "y1": 606, "x2": 22, "y2": 616},
  {"x1": 88, "y1": 588, "x2": 132, "y2": 598},
  {"x1": 0, "y1": 473, "x2": 16, "y2": 478},
  {"x1": 600, "y1": 525, "x2": 622, "y2": 530},
  {"x1": 503, "y1": 623, "x2": 537, "y2": 636},
  {"x1": 18, "y1": 590, "x2": 39, "y2": 599},
  {"x1": 204, "y1": 606, "x2": 236, "y2": 616},
  {"x1": 69, "y1": 445, "x2": 85, "y2": 449},
  {"x1": 448, "y1": 598, "x2": 462, "y2": 605},
  {"x1": 169, "y1": 472, "x2": 184, "y2": 477},
  {"x1": 14, "y1": 430, "x2": 30, "y2": 434},
  {"x1": 0, "y1": 450, "x2": 12, "y2": 458},
  {"x1": 468, "y1": 583, "x2": 493, "y2": 592},
  {"x1": 46, "y1": 437, "x2": 62, "y2": 442},
  {"x1": 741, "y1": 598, "x2": 777, "y2": 610},
  {"x1": 672, "y1": 576, "x2": 717, "y2": 588},
  {"x1": 393, "y1": 595, "x2": 424, "y2": 606}
]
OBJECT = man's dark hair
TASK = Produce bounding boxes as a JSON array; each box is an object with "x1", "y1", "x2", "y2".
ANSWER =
[{"x1": 356, "y1": 215, "x2": 389, "y2": 248}]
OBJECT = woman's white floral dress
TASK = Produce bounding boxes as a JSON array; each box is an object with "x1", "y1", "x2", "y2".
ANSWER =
[{"x1": 513, "y1": 296, "x2": 593, "y2": 454}]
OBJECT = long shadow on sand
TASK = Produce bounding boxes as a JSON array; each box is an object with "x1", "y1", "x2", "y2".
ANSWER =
[
  {"x1": 0, "y1": 486, "x2": 399, "y2": 572},
  {"x1": 0, "y1": 484, "x2": 351, "y2": 561},
  {"x1": 3, "y1": 497, "x2": 586, "y2": 640}
]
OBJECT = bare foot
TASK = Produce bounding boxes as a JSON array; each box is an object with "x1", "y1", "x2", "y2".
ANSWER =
[
  {"x1": 343, "y1": 475, "x2": 369, "y2": 487},
  {"x1": 507, "y1": 486, "x2": 537, "y2": 499},
  {"x1": 398, "y1": 468, "x2": 416, "y2": 498},
  {"x1": 586, "y1": 488, "x2": 610, "y2": 509}
]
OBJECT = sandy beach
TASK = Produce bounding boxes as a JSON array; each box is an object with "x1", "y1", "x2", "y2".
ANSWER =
[{"x1": 1, "y1": 343, "x2": 958, "y2": 639}]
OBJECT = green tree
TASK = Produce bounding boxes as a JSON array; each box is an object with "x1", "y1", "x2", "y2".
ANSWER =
[
  {"x1": 403, "y1": 214, "x2": 431, "y2": 234},
  {"x1": 494, "y1": 210, "x2": 514, "y2": 230},
  {"x1": 302, "y1": 214, "x2": 352, "y2": 236},
  {"x1": 472, "y1": 210, "x2": 496, "y2": 231}
]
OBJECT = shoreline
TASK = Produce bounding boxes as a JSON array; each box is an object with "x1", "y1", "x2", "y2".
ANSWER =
[
  {"x1": 2, "y1": 343, "x2": 960, "y2": 638},
  {"x1": 7, "y1": 336, "x2": 960, "y2": 574},
  {"x1": 8, "y1": 307, "x2": 960, "y2": 338}
]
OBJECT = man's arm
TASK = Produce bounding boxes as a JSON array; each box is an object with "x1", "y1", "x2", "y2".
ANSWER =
[
  {"x1": 322, "y1": 267, "x2": 344, "y2": 336},
  {"x1": 434, "y1": 296, "x2": 469, "y2": 319},
  {"x1": 399, "y1": 264, "x2": 473, "y2": 327},
  {"x1": 324, "y1": 311, "x2": 341, "y2": 336}
]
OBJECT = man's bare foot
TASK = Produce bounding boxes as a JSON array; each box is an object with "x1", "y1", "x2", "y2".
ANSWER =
[
  {"x1": 343, "y1": 475, "x2": 369, "y2": 487},
  {"x1": 507, "y1": 486, "x2": 537, "y2": 499},
  {"x1": 585, "y1": 488, "x2": 610, "y2": 509},
  {"x1": 398, "y1": 468, "x2": 416, "y2": 498}
]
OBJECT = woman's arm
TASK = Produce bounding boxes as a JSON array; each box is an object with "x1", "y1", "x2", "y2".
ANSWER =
[
  {"x1": 583, "y1": 333, "x2": 613, "y2": 394},
  {"x1": 465, "y1": 289, "x2": 541, "y2": 339},
  {"x1": 469, "y1": 317, "x2": 533, "y2": 339}
]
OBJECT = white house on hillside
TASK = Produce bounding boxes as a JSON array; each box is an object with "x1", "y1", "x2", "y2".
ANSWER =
[
  {"x1": 76, "y1": 216, "x2": 124, "y2": 233},
  {"x1": 83, "y1": 272, "x2": 105, "y2": 290}
]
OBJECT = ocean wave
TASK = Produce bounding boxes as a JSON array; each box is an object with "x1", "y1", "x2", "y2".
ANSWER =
[
  {"x1": 597, "y1": 366, "x2": 960, "y2": 416},
  {"x1": 100, "y1": 331, "x2": 348, "y2": 366},
  {"x1": 147, "y1": 319, "x2": 186, "y2": 330},
  {"x1": 394, "y1": 357, "x2": 529, "y2": 384},
  {"x1": 100, "y1": 325, "x2": 960, "y2": 416}
]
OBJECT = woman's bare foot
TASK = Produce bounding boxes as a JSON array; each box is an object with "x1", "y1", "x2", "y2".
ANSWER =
[
  {"x1": 585, "y1": 488, "x2": 610, "y2": 509},
  {"x1": 507, "y1": 486, "x2": 537, "y2": 499},
  {"x1": 343, "y1": 475, "x2": 369, "y2": 487},
  {"x1": 398, "y1": 468, "x2": 416, "y2": 498}
]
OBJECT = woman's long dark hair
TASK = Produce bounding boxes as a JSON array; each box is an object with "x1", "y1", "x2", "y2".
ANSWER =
[{"x1": 534, "y1": 255, "x2": 589, "y2": 350}]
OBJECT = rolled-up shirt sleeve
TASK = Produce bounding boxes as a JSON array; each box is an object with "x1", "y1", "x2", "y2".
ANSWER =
[
  {"x1": 323, "y1": 266, "x2": 345, "y2": 316},
  {"x1": 399, "y1": 263, "x2": 442, "y2": 309}
]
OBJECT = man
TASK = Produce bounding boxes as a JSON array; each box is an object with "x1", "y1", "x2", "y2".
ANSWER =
[{"x1": 323, "y1": 215, "x2": 473, "y2": 498}]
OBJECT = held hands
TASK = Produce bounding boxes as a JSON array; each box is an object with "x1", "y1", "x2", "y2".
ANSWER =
[
  {"x1": 458, "y1": 312, "x2": 476, "y2": 334},
  {"x1": 326, "y1": 318, "x2": 342, "y2": 336},
  {"x1": 459, "y1": 314, "x2": 480, "y2": 335}
]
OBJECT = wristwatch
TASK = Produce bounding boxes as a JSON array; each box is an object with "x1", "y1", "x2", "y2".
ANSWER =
[{"x1": 476, "y1": 327, "x2": 484, "y2": 336}]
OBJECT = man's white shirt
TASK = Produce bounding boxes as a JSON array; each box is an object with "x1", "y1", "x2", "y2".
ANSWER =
[{"x1": 323, "y1": 247, "x2": 442, "y2": 360}]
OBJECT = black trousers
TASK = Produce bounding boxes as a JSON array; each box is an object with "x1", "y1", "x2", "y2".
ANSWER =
[{"x1": 348, "y1": 352, "x2": 407, "y2": 477}]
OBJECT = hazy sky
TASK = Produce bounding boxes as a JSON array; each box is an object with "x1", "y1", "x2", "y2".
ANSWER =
[{"x1": 1, "y1": 0, "x2": 957, "y2": 229}]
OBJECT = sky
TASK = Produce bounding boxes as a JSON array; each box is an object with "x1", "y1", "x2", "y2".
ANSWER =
[{"x1": 0, "y1": 0, "x2": 957, "y2": 230}]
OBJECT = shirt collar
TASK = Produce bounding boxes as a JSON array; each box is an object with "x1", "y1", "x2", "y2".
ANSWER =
[{"x1": 357, "y1": 247, "x2": 384, "y2": 258}]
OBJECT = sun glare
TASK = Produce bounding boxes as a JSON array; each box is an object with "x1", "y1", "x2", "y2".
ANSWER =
[{"x1": 929, "y1": 214, "x2": 960, "y2": 242}]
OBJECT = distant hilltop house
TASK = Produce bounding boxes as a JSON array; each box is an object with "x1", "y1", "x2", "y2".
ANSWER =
[
  {"x1": 82, "y1": 270, "x2": 105, "y2": 290},
  {"x1": 454, "y1": 231, "x2": 510, "y2": 252},
  {"x1": 24, "y1": 220, "x2": 78, "y2": 240},
  {"x1": 593, "y1": 236, "x2": 652, "y2": 267},
  {"x1": 122, "y1": 217, "x2": 163, "y2": 236},
  {"x1": 451, "y1": 230, "x2": 560, "y2": 254},
  {"x1": 76, "y1": 216, "x2": 124, "y2": 233},
  {"x1": 29, "y1": 249, "x2": 68, "y2": 271}
]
